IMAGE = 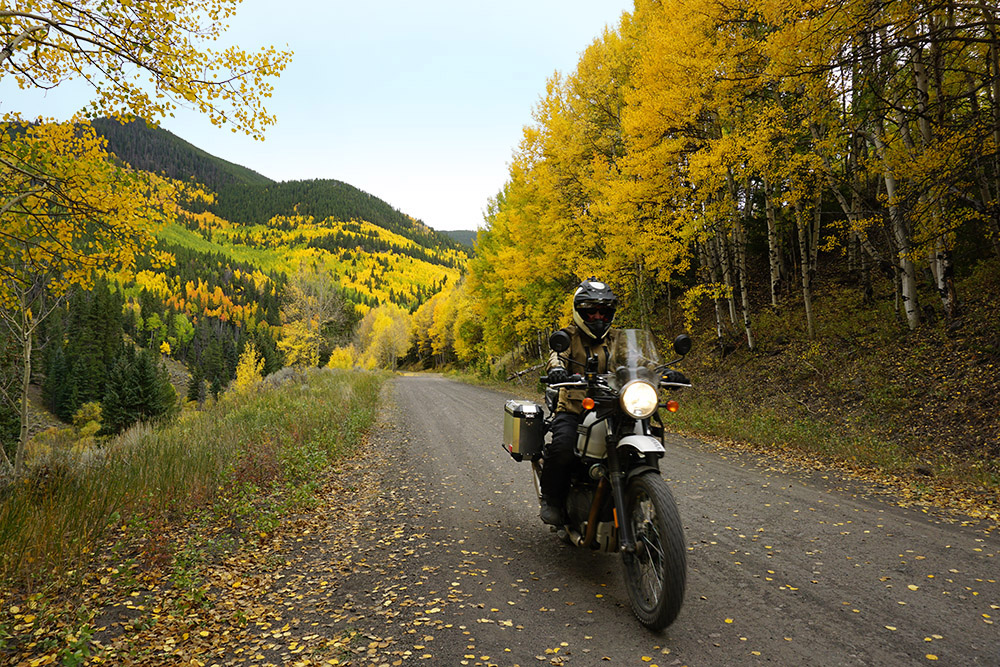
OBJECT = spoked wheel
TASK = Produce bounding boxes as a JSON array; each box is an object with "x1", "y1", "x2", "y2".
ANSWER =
[{"x1": 621, "y1": 473, "x2": 687, "y2": 630}]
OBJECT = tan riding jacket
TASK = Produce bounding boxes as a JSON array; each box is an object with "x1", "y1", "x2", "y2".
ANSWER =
[{"x1": 546, "y1": 323, "x2": 619, "y2": 415}]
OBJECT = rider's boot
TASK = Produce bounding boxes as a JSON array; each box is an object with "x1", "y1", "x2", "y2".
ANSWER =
[
  {"x1": 539, "y1": 495, "x2": 566, "y2": 525},
  {"x1": 538, "y1": 459, "x2": 569, "y2": 525}
]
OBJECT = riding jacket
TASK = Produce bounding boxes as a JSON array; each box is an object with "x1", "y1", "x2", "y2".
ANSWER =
[{"x1": 546, "y1": 323, "x2": 619, "y2": 415}]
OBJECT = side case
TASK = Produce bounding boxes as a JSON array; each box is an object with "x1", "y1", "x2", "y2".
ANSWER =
[{"x1": 503, "y1": 399, "x2": 545, "y2": 461}]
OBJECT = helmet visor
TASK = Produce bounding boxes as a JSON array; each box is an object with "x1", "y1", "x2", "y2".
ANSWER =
[{"x1": 579, "y1": 306, "x2": 614, "y2": 323}]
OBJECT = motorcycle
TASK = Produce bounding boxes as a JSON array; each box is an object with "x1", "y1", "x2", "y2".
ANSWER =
[{"x1": 503, "y1": 329, "x2": 692, "y2": 630}]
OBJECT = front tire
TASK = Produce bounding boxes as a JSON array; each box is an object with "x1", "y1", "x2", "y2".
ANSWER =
[{"x1": 621, "y1": 473, "x2": 686, "y2": 630}]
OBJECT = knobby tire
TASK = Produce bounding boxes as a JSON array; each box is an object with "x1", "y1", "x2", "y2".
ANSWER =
[{"x1": 621, "y1": 472, "x2": 687, "y2": 630}]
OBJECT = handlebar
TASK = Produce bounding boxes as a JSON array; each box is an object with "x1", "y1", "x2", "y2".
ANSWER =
[
  {"x1": 540, "y1": 373, "x2": 586, "y2": 388},
  {"x1": 659, "y1": 381, "x2": 692, "y2": 390},
  {"x1": 543, "y1": 373, "x2": 691, "y2": 390}
]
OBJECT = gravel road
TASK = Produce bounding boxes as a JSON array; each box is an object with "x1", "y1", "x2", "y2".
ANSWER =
[{"x1": 340, "y1": 373, "x2": 998, "y2": 666}]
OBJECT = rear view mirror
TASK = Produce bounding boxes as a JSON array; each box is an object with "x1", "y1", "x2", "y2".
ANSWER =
[
  {"x1": 549, "y1": 330, "x2": 571, "y2": 353},
  {"x1": 672, "y1": 334, "x2": 692, "y2": 356}
]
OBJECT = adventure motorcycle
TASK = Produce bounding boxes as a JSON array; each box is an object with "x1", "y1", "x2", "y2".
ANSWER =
[{"x1": 503, "y1": 329, "x2": 692, "y2": 630}]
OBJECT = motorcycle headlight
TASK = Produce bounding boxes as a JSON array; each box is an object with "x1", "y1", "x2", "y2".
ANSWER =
[{"x1": 620, "y1": 380, "x2": 659, "y2": 419}]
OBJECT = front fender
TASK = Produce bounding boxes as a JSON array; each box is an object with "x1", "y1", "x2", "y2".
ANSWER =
[{"x1": 618, "y1": 434, "x2": 666, "y2": 456}]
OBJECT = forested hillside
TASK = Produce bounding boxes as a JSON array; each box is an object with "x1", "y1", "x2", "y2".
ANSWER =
[
  {"x1": 92, "y1": 118, "x2": 272, "y2": 190},
  {"x1": 93, "y1": 119, "x2": 465, "y2": 255},
  {"x1": 5, "y1": 0, "x2": 997, "y2": 493},
  {"x1": 2, "y1": 116, "x2": 466, "y2": 455}
]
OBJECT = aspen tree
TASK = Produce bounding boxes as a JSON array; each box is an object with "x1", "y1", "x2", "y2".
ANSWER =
[{"x1": 0, "y1": 0, "x2": 290, "y2": 475}]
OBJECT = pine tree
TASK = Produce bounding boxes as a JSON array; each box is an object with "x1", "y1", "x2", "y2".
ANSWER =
[
  {"x1": 42, "y1": 336, "x2": 68, "y2": 416},
  {"x1": 186, "y1": 361, "x2": 204, "y2": 403},
  {"x1": 102, "y1": 348, "x2": 177, "y2": 434}
]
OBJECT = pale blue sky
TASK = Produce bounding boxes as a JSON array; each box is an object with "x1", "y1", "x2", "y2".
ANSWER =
[{"x1": 2, "y1": 1, "x2": 633, "y2": 231}]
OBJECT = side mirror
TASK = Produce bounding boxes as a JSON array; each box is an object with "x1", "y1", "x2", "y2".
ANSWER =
[
  {"x1": 673, "y1": 334, "x2": 692, "y2": 357},
  {"x1": 549, "y1": 330, "x2": 571, "y2": 353}
]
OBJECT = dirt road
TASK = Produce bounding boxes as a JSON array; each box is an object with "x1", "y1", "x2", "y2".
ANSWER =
[{"x1": 316, "y1": 373, "x2": 998, "y2": 666}]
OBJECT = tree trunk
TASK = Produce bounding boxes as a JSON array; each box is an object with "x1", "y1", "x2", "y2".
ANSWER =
[
  {"x1": 14, "y1": 310, "x2": 31, "y2": 477},
  {"x1": 728, "y1": 171, "x2": 755, "y2": 350},
  {"x1": 930, "y1": 233, "x2": 959, "y2": 319},
  {"x1": 763, "y1": 175, "x2": 783, "y2": 307},
  {"x1": 870, "y1": 128, "x2": 921, "y2": 329},
  {"x1": 794, "y1": 201, "x2": 816, "y2": 340},
  {"x1": 697, "y1": 240, "x2": 725, "y2": 342},
  {"x1": 987, "y1": 0, "x2": 1000, "y2": 259}
]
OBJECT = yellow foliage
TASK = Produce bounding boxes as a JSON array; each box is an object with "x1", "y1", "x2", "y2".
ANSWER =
[
  {"x1": 72, "y1": 402, "x2": 102, "y2": 430},
  {"x1": 678, "y1": 283, "x2": 734, "y2": 329},
  {"x1": 278, "y1": 321, "x2": 321, "y2": 368},
  {"x1": 356, "y1": 304, "x2": 411, "y2": 370},
  {"x1": 1, "y1": 1, "x2": 292, "y2": 140},
  {"x1": 326, "y1": 346, "x2": 356, "y2": 370},
  {"x1": 0, "y1": 121, "x2": 172, "y2": 310},
  {"x1": 233, "y1": 342, "x2": 265, "y2": 390}
]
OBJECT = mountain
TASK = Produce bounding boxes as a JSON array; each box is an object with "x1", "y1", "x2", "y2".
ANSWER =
[
  {"x1": 210, "y1": 179, "x2": 459, "y2": 252},
  {"x1": 443, "y1": 230, "x2": 477, "y2": 247},
  {"x1": 91, "y1": 118, "x2": 272, "y2": 190},
  {"x1": 91, "y1": 117, "x2": 467, "y2": 314},
  {"x1": 92, "y1": 118, "x2": 464, "y2": 254}
]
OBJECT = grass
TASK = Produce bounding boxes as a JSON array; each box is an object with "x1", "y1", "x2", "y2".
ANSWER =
[{"x1": 0, "y1": 368, "x2": 385, "y2": 590}]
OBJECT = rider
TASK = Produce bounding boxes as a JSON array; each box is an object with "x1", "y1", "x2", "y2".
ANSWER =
[{"x1": 540, "y1": 278, "x2": 619, "y2": 525}]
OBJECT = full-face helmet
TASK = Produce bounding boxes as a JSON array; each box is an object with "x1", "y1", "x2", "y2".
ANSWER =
[{"x1": 572, "y1": 278, "x2": 617, "y2": 340}]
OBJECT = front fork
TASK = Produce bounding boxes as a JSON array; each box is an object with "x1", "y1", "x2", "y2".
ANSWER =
[{"x1": 606, "y1": 438, "x2": 637, "y2": 554}]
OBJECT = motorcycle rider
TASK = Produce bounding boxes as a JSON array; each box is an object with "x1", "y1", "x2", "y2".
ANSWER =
[{"x1": 540, "y1": 278, "x2": 619, "y2": 525}]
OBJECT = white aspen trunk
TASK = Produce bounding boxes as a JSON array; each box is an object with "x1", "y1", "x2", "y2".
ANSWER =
[
  {"x1": 713, "y1": 225, "x2": 738, "y2": 326},
  {"x1": 809, "y1": 193, "x2": 822, "y2": 272},
  {"x1": 762, "y1": 176, "x2": 782, "y2": 307},
  {"x1": 794, "y1": 201, "x2": 816, "y2": 340},
  {"x1": 730, "y1": 172, "x2": 755, "y2": 351},
  {"x1": 912, "y1": 25, "x2": 961, "y2": 320},
  {"x1": 698, "y1": 240, "x2": 725, "y2": 342},
  {"x1": 870, "y1": 128, "x2": 921, "y2": 329},
  {"x1": 888, "y1": 199, "x2": 920, "y2": 328},
  {"x1": 860, "y1": 232, "x2": 873, "y2": 303},
  {"x1": 13, "y1": 310, "x2": 31, "y2": 477},
  {"x1": 932, "y1": 232, "x2": 959, "y2": 319},
  {"x1": 738, "y1": 224, "x2": 755, "y2": 351}
]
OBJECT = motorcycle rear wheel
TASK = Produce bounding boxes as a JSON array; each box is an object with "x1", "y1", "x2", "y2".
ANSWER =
[{"x1": 621, "y1": 473, "x2": 686, "y2": 630}]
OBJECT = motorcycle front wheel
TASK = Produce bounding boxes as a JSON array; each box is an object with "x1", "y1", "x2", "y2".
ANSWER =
[{"x1": 621, "y1": 473, "x2": 687, "y2": 630}]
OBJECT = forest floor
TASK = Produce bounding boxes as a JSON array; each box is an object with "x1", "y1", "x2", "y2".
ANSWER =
[{"x1": 655, "y1": 261, "x2": 1000, "y2": 522}]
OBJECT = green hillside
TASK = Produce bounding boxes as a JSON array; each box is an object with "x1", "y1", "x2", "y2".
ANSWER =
[
  {"x1": 92, "y1": 117, "x2": 468, "y2": 312},
  {"x1": 93, "y1": 118, "x2": 465, "y2": 255},
  {"x1": 211, "y1": 179, "x2": 464, "y2": 253},
  {"x1": 444, "y1": 230, "x2": 477, "y2": 247},
  {"x1": 18, "y1": 118, "x2": 468, "y2": 431},
  {"x1": 92, "y1": 118, "x2": 272, "y2": 190}
]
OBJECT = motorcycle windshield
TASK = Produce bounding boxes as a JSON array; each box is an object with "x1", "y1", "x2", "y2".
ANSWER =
[{"x1": 609, "y1": 329, "x2": 661, "y2": 387}]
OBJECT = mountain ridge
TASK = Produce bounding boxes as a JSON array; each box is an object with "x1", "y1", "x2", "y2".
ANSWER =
[
  {"x1": 91, "y1": 117, "x2": 273, "y2": 190},
  {"x1": 91, "y1": 117, "x2": 473, "y2": 253}
]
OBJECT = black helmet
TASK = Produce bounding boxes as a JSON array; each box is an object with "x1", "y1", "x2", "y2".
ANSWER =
[{"x1": 572, "y1": 277, "x2": 617, "y2": 340}]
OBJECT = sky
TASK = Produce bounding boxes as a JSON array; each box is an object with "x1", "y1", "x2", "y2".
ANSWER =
[{"x1": 2, "y1": 1, "x2": 635, "y2": 232}]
